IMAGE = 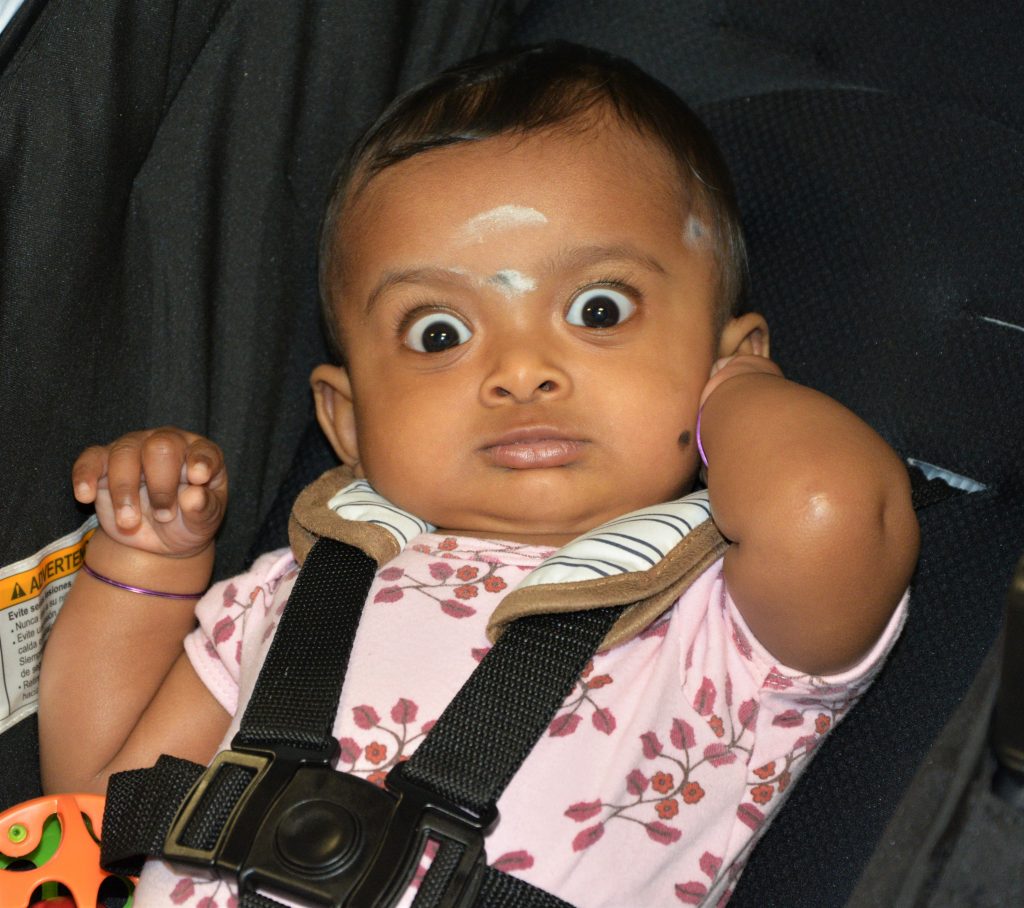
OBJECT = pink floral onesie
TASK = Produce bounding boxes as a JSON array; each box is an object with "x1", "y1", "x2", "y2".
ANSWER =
[{"x1": 133, "y1": 485, "x2": 907, "y2": 908}]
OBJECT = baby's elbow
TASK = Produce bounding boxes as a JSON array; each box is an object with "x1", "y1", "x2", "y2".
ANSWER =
[
  {"x1": 799, "y1": 470, "x2": 918, "y2": 666},
  {"x1": 855, "y1": 460, "x2": 920, "y2": 597},
  {"x1": 40, "y1": 762, "x2": 101, "y2": 797},
  {"x1": 796, "y1": 460, "x2": 918, "y2": 589},
  {"x1": 879, "y1": 472, "x2": 920, "y2": 590},
  {"x1": 727, "y1": 459, "x2": 919, "y2": 675}
]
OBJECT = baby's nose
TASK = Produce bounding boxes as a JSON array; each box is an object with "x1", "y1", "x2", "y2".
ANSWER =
[{"x1": 481, "y1": 352, "x2": 571, "y2": 404}]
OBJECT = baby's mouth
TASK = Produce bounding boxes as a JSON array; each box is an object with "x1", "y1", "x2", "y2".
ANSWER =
[{"x1": 480, "y1": 428, "x2": 587, "y2": 469}]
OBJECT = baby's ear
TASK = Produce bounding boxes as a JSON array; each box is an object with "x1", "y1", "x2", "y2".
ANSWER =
[
  {"x1": 718, "y1": 312, "x2": 771, "y2": 359},
  {"x1": 310, "y1": 364, "x2": 362, "y2": 474}
]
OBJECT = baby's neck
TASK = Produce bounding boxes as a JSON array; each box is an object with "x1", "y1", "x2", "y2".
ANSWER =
[{"x1": 435, "y1": 526, "x2": 577, "y2": 548}]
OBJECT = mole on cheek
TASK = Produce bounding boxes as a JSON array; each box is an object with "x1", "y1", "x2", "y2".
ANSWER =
[{"x1": 678, "y1": 430, "x2": 692, "y2": 448}]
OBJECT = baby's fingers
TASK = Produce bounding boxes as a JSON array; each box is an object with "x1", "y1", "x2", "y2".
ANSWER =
[
  {"x1": 699, "y1": 355, "x2": 784, "y2": 407},
  {"x1": 183, "y1": 436, "x2": 227, "y2": 492},
  {"x1": 140, "y1": 429, "x2": 193, "y2": 523},
  {"x1": 174, "y1": 437, "x2": 228, "y2": 548},
  {"x1": 178, "y1": 482, "x2": 228, "y2": 541},
  {"x1": 105, "y1": 435, "x2": 149, "y2": 529},
  {"x1": 71, "y1": 446, "x2": 112, "y2": 505}
]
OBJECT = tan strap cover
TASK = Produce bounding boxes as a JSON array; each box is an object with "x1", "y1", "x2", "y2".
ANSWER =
[{"x1": 289, "y1": 466, "x2": 728, "y2": 651}]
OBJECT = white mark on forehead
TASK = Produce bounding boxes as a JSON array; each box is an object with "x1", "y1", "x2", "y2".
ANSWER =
[
  {"x1": 683, "y1": 214, "x2": 710, "y2": 249},
  {"x1": 486, "y1": 269, "x2": 537, "y2": 298},
  {"x1": 458, "y1": 205, "x2": 548, "y2": 242}
]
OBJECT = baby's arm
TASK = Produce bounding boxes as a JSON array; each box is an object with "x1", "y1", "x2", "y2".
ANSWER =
[
  {"x1": 699, "y1": 357, "x2": 919, "y2": 675},
  {"x1": 39, "y1": 429, "x2": 232, "y2": 794}
]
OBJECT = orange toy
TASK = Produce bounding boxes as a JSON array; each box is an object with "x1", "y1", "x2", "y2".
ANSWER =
[{"x1": 0, "y1": 793, "x2": 135, "y2": 908}]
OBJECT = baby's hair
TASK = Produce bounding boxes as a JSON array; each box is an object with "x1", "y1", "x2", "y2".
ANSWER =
[{"x1": 318, "y1": 41, "x2": 748, "y2": 361}]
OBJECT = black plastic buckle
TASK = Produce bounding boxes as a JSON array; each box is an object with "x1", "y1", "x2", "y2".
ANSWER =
[{"x1": 163, "y1": 743, "x2": 496, "y2": 907}]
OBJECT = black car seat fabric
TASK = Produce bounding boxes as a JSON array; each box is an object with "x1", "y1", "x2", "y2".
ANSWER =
[
  {"x1": 7, "y1": 0, "x2": 1023, "y2": 903},
  {"x1": 511, "y1": 2, "x2": 1024, "y2": 905},
  {"x1": 0, "y1": 0, "x2": 527, "y2": 812}
]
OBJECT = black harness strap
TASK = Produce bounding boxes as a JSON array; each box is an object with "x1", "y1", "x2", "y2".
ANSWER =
[
  {"x1": 476, "y1": 870, "x2": 577, "y2": 907},
  {"x1": 104, "y1": 537, "x2": 618, "y2": 907},
  {"x1": 237, "y1": 534, "x2": 378, "y2": 753},
  {"x1": 400, "y1": 604, "x2": 622, "y2": 907},
  {"x1": 101, "y1": 755, "x2": 206, "y2": 876},
  {"x1": 403, "y1": 604, "x2": 625, "y2": 813}
]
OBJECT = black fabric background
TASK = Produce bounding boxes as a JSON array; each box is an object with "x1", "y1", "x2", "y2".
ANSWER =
[{"x1": 0, "y1": 0, "x2": 526, "y2": 811}]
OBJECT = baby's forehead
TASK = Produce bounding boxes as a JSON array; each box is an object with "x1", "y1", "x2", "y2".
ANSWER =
[
  {"x1": 341, "y1": 123, "x2": 692, "y2": 239},
  {"x1": 329, "y1": 143, "x2": 713, "y2": 324}
]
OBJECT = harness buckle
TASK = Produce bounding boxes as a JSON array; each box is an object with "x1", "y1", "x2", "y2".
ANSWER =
[{"x1": 163, "y1": 744, "x2": 496, "y2": 907}]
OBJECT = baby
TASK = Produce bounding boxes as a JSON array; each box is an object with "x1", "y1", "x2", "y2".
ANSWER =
[{"x1": 39, "y1": 43, "x2": 918, "y2": 907}]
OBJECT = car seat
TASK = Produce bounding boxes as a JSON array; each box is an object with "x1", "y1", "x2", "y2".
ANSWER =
[{"x1": 4, "y1": 1, "x2": 1022, "y2": 905}]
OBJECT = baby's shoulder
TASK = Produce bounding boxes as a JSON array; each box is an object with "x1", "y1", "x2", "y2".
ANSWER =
[{"x1": 195, "y1": 547, "x2": 299, "y2": 624}]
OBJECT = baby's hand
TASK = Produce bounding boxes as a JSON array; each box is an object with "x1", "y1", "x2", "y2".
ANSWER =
[
  {"x1": 698, "y1": 354, "x2": 784, "y2": 408},
  {"x1": 72, "y1": 428, "x2": 228, "y2": 558}
]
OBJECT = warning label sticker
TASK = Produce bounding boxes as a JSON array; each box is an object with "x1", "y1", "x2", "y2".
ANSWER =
[{"x1": 0, "y1": 518, "x2": 97, "y2": 734}]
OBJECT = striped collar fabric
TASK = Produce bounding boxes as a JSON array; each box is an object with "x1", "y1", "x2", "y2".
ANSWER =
[
  {"x1": 326, "y1": 479, "x2": 434, "y2": 549},
  {"x1": 325, "y1": 480, "x2": 714, "y2": 585},
  {"x1": 517, "y1": 493, "x2": 713, "y2": 589}
]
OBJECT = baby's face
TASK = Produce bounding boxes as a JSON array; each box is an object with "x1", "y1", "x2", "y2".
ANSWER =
[{"x1": 322, "y1": 122, "x2": 726, "y2": 545}]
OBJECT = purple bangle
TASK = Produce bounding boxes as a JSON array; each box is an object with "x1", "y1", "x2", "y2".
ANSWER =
[
  {"x1": 696, "y1": 405, "x2": 709, "y2": 468},
  {"x1": 81, "y1": 561, "x2": 205, "y2": 600}
]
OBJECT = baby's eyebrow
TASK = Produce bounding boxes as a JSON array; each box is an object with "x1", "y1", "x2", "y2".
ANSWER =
[
  {"x1": 547, "y1": 243, "x2": 668, "y2": 277},
  {"x1": 364, "y1": 266, "x2": 475, "y2": 314}
]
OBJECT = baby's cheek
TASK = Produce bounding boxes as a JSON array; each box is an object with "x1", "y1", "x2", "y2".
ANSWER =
[{"x1": 639, "y1": 426, "x2": 701, "y2": 500}]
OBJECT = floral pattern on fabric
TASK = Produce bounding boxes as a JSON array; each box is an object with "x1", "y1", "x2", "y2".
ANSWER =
[
  {"x1": 369, "y1": 536, "x2": 519, "y2": 619},
  {"x1": 199, "y1": 562, "x2": 299, "y2": 667},
  {"x1": 548, "y1": 659, "x2": 618, "y2": 738},
  {"x1": 166, "y1": 878, "x2": 237, "y2": 907},
  {"x1": 144, "y1": 536, "x2": 908, "y2": 908},
  {"x1": 559, "y1": 671, "x2": 864, "y2": 904},
  {"x1": 338, "y1": 697, "x2": 436, "y2": 786}
]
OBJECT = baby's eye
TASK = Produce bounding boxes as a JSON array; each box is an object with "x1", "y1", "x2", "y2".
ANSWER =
[
  {"x1": 403, "y1": 312, "x2": 473, "y2": 353},
  {"x1": 565, "y1": 287, "x2": 636, "y2": 328}
]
